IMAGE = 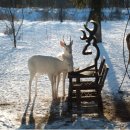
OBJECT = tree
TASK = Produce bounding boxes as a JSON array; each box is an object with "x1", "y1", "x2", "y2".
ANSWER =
[
  {"x1": 58, "y1": 0, "x2": 63, "y2": 22},
  {"x1": 89, "y1": 0, "x2": 103, "y2": 42},
  {"x1": 70, "y1": 0, "x2": 103, "y2": 43},
  {"x1": 4, "y1": 0, "x2": 24, "y2": 48}
]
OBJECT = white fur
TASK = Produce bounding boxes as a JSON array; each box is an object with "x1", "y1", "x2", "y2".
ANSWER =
[
  {"x1": 28, "y1": 40, "x2": 73, "y2": 100},
  {"x1": 57, "y1": 40, "x2": 73, "y2": 97}
]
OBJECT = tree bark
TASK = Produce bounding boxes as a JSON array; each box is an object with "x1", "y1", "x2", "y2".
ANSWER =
[
  {"x1": 58, "y1": 0, "x2": 63, "y2": 22},
  {"x1": 88, "y1": 0, "x2": 102, "y2": 43}
]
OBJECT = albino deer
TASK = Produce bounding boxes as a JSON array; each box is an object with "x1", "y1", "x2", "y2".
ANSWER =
[
  {"x1": 57, "y1": 39, "x2": 73, "y2": 97},
  {"x1": 28, "y1": 40, "x2": 73, "y2": 101}
]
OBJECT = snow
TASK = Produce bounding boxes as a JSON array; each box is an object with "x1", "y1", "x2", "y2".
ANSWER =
[
  {"x1": 0, "y1": 8, "x2": 130, "y2": 129},
  {"x1": 0, "y1": 7, "x2": 128, "y2": 21},
  {"x1": 0, "y1": 7, "x2": 91, "y2": 21}
]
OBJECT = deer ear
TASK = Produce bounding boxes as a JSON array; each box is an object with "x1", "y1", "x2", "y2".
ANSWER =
[{"x1": 60, "y1": 41, "x2": 66, "y2": 47}]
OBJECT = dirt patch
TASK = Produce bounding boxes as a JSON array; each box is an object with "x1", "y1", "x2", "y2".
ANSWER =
[
  {"x1": 4, "y1": 92, "x2": 129, "y2": 129},
  {"x1": 41, "y1": 92, "x2": 130, "y2": 126},
  {"x1": 103, "y1": 92, "x2": 130, "y2": 122}
]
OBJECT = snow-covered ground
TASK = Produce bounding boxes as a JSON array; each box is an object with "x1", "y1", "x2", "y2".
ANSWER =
[{"x1": 0, "y1": 9, "x2": 130, "y2": 129}]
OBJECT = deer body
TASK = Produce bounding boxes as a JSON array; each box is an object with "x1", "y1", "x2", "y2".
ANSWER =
[
  {"x1": 28, "y1": 40, "x2": 73, "y2": 100},
  {"x1": 28, "y1": 55, "x2": 68, "y2": 75}
]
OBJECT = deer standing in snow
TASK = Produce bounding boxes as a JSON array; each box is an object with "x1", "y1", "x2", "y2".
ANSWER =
[
  {"x1": 28, "y1": 39, "x2": 73, "y2": 101},
  {"x1": 57, "y1": 38, "x2": 73, "y2": 97}
]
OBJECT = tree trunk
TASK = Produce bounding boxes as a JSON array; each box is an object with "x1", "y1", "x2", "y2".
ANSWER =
[
  {"x1": 88, "y1": 0, "x2": 102, "y2": 43},
  {"x1": 59, "y1": 7, "x2": 63, "y2": 22},
  {"x1": 95, "y1": 12, "x2": 102, "y2": 43},
  {"x1": 14, "y1": 35, "x2": 16, "y2": 48},
  {"x1": 12, "y1": 22, "x2": 16, "y2": 48},
  {"x1": 58, "y1": 0, "x2": 63, "y2": 22}
]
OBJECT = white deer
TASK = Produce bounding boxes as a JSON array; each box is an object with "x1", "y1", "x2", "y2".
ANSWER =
[
  {"x1": 57, "y1": 38, "x2": 73, "y2": 97},
  {"x1": 28, "y1": 39, "x2": 73, "y2": 101}
]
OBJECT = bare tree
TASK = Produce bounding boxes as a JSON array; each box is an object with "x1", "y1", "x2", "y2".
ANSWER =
[
  {"x1": 55, "y1": 0, "x2": 66, "y2": 22},
  {"x1": 70, "y1": 0, "x2": 103, "y2": 43},
  {"x1": 4, "y1": 0, "x2": 24, "y2": 48}
]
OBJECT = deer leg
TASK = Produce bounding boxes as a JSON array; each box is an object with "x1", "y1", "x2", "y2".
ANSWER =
[
  {"x1": 35, "y1": 75, "x2": 38, "y2": 97},
  {"x1": 53, "y1": 75, "x2": 57, "y2": 99},
  {"x1": 48, "y1": 74, "x2": 55, "y2": 100},
  {"x1": 56, "y1": 74, "x2": 60, "y2": 98},
  {"x1": 63, "y1": 72, "x2": 67, "y2": 97},
  {"x1": 29, "y1": 72, "x2": 35, "y2": 101}
]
